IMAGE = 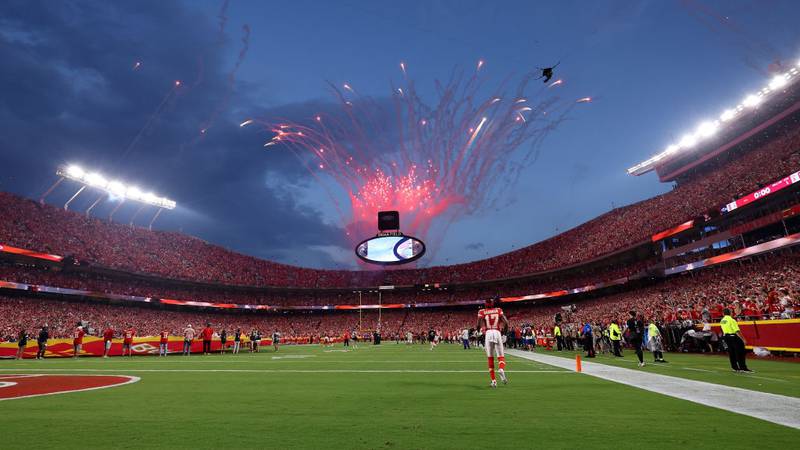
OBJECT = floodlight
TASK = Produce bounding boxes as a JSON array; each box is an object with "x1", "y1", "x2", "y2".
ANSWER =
[
  {"x1": 126, "y1": 186, "x2": 143, "y2": 200},
  {"x1": 679, "y1": 134, "x2": 698, "y2": 148},
  {"x1": 628, "y1": 52, "x2": 800, "y2": 176},
  {"x1": 720, "y1": 109, "x2": 737, "y2": 122},
  {"x1": 85, "y1": 173, "x2": 107, "y2": 188},
  {"x1": 696, "y1": 121, "x2": 719, "y2": 138},
  {"x1": 54, "y1": 165, "x2": 177, "y2": 211},
  {"x1": 107, "y1": 181, "x2": 126, "y2": 196},
  {"x1": 143, "y1": 192, "x2": 159, "y2": 204},
  {"x1": 66, "y1": 165, "x2": 84, "y2": 178},
  {"x1": 742, "y1": 94, "x2": 761, "y2": 107},
  {"x1": 769, "y1": 75, "x2": 788, "y2": 90}
]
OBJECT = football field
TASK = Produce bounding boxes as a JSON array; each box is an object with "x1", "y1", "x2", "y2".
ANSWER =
[{"x1": 1, "y1": 343, "x2": 799, "y2": 449}]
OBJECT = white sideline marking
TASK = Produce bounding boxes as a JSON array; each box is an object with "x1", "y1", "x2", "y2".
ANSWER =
[
  {"x1": 507, "y1": 350, "x2": 800, "y2": 430},
  {"x1": 0, "y1": 368, "x2": 567, "y2": 374},
  {"x1": 583, "y1": 357, "x2": 790, "y2": 384}
]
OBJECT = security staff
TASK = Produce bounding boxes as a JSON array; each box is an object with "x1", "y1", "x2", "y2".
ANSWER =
[
  {"x1": 648, "y1": 320, "x2": 667, "y2": 363},
  {"x1": 36, "y1": 325, "x2": 49, "y2": 360},
  {"x1": 609, "y1": 320, "x2": 622, "y2": 357},
  {"x1": 581, "y1": 322, "x2": 595, "y2": 358},
  {"x1": 554, "y1": 324, "x2": 564, "y2": 351},
  {"x1": 721, "y1": 308, "x2": 752, "y2": 373},
  {"x1": 626, "y1": 311, "x2": 645, "y2": 367}
]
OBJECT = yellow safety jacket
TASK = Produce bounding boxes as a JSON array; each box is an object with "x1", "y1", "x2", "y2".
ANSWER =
[
  {"x1": 720, "y1": 315, "x2": 740, "y2": 335},
  {"x1": 609, "y1": 323, "x2": 621, "y2": 341}
]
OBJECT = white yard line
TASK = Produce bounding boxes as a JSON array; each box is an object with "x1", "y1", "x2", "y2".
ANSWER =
[
  {"x1": 3, "y1": 359, "x2": 504, "y2": 364},
  {"x1": 682, "y1": 367, "x2": 713, "y2": 373},
  {"x1": 4, "y1": 359, "x2": 554, "y2": 366},
  {"x1": 0, "y1": 368, "x2": 568, "y2": 374},
  {"x1": 507, "y1": 350, "x2": 800, "y2": 430}
]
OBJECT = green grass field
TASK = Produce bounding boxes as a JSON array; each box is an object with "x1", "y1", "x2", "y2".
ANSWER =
[
  {"x1": 547, "y1": 348, "x2": 800, "y2": 397},
  {"x1": 1, "y1": 344, "x2": 799, "y2": 449}
]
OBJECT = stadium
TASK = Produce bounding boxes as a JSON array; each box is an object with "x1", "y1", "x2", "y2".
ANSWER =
[{"x1": 2, "y1": 2, "x2": 800, "y2": 449}]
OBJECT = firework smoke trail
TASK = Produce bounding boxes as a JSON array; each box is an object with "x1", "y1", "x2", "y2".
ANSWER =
[
  {"x1": 680, "y1": 0, "x2": 784, "y2": 75},
  {"x1": 217, "y1": 0, "x2": 230, "y2": 41},
  {"x1": 195, "y1": 24, "x2": 251, "y2": 138},
  {"x1": 119, "y1": 80, "x2": 182, "y2": 162},
  {"x1": 254, "y1": 62, "x2": 580, "y2": 256}
]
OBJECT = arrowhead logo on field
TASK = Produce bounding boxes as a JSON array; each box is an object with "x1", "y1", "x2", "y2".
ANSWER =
[
  {"x1": 271, "y1": 355, "x2": 315, "y2": 360},
  {"x1": 0, "y1": 375, "x2": 140, "y2": 400}
]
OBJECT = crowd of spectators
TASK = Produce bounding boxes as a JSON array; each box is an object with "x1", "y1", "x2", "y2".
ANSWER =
[
  {"x1": 2, "y1": 250, "x2": 796, "y2": 346},
  {"x1": 1, "y1": 122, "x2": 798, "y2": 288},
  {"x1": 0, "y1": 259, "x2": 648, "y2": 308}
]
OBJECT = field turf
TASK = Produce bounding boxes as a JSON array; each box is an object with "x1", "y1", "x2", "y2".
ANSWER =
[
  {"x1": 547, "y1": 348, "x2": 800, "y2": 397},
  {"x1": 1, "y1": 343, "x2": 799, "y2": 449}
]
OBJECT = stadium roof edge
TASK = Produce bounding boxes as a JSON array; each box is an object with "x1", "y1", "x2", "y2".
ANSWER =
[{"x1": 628, "y1": 62, "x2": 800, "y2": 177}]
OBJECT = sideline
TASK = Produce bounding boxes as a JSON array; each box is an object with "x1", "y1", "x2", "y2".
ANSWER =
[{"x1": 507, "y1": 349, "x2": 800, "y2": 430}]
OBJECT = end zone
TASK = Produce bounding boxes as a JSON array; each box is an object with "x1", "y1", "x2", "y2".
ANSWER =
[{"x1": 0, "y1": 374, "x2": 139, "y2": 401}]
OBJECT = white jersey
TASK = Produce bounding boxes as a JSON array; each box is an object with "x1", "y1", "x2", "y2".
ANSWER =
[{"x1": 478, "y1": 308, "x2": 505, "y2": 357}]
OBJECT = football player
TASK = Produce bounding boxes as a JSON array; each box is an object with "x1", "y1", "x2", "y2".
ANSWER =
[{"x1": 476, "y1": 297, "x2": 509, "y2": 387}]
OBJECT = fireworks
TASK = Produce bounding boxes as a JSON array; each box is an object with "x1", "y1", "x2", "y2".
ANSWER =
[{"x1": 253, "y1": 62, "x2": 581, "y2": 251}]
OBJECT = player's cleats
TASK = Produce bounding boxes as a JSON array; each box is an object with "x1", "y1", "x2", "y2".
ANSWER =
[
  {"x1": 490, "y1": 380, "x2": 497, "y2": 388},
  {"x1": 498, "y1": 369, "x2": 508, "y2": 385}
]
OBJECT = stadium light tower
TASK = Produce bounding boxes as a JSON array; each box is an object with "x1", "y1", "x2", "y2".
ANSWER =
[
  {"x1": 40, "y1": 165, "x2": 177, "y2": 230},
  {"x1": 627, "y1": 61, "x2": 800, "y2": 176}
]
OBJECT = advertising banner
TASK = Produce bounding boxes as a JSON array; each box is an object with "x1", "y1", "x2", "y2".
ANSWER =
[
  {"x1": 704, "y1": 318, "x2": 800, "y2": 352},
  {"x1": 0, "y1": 243, "x2": 63, "y2": 262},
  {"x1": 0, "y1": 335, "x2": 273, "y2": 359},
  {"x1": 722, "y1": 169, "x2": 800, "y2": 213}
]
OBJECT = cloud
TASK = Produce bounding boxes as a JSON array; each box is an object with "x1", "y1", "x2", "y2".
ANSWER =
[{"x1": 0, "y1": 0, "x2": 350, "y2": 268}]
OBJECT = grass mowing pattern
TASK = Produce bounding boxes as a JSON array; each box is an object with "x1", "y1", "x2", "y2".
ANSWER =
[{"x1": 1, "y1": 344, "x2": 799, "y2": 449}]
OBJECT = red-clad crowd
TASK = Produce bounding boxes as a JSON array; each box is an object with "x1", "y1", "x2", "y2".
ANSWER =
[
  {"x1": 1, "y1": 122, "x2": 798, "y2": 288},
  {"x1": 0, "y1": 259, "x2": 647, "y2": 308},
  {"x1": 2, "y1": 250, "x2": 796, "y2": 344}
]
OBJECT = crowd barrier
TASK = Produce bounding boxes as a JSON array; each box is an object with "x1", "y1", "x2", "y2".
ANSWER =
[
  {"x1": 0, "y1": 335, "x2": 274, "y2": 359},
  {"x1": 705, "y1": 318, "x2": 800, "y2": 352}
]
